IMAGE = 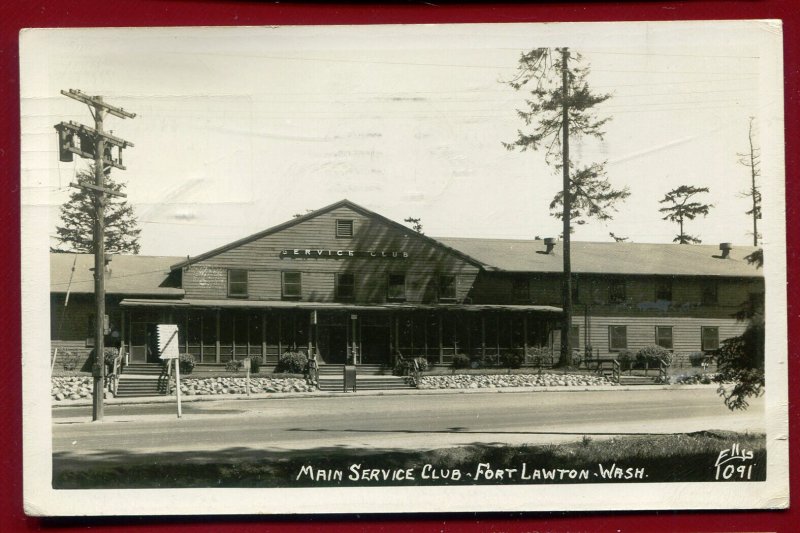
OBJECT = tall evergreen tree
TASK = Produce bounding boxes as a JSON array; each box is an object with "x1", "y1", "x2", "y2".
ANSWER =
[
  {"x1": 738, "y1": 117, "x2": 762, "y2": 247},
  {"x1": 404, "y1": 217, "x2": 424, "y2": 234},
  {"x1": 504, "y1": 48, "x2": 624, "y2": 366},
  {"x1": 52, "y1": 165, "x2": 141, "y2": 254},
  {"x1": 658, "y1": 185, "x2": 713, "y2": 244}
]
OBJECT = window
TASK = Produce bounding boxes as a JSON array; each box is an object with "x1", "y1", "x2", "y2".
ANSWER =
[
  {"x1": 282, "y1": 271, "x2": 302, "y2": 299},
  {"x1": 438, "y1": 275, "x2": 456, "y2": 301},
  {"x1": 336, "y1": 273, "x2": 355, "y2": 300},
  {"x1": 701, "y1": 281, "x2": 718, "y2": 305},
  {"x1": 228, "y1": 269, "x2": 248, "y2": 297},
  {"x1": 387, "y1": 274, "x2": 406, "y2": 300},
  {"x1": 655, "y1": 279, "x2": 673, "y2": 301},
  {"x1": 701, "y1": 326, "x2": 720, "y2": 352},
  {"x1": 655, "y1": 326, "x2": 673, "y2": 350},
  {"x1": 609, "y1": 325, "x2": 627, "y2": 351},
  {"x1": 512, "y1": 278, "x2": 529, "y2": 303},
  {"x1": 336, "y1": 219, "x2": 354, "y2": 238},
  {"x1": 609, "y1": 279, "x2": 626, "y2": 303}
]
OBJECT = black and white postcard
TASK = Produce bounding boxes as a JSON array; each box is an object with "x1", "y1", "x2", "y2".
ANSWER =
[{"x1": 20, "y1": 21, "x2": 788, "y2": 515}]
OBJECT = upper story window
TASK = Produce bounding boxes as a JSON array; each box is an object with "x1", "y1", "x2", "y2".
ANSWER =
[
  {"x1": 282, "y1": 271, "x2": 302, "y2": 299},
  {"x1": 336, "y1": 273, "x2": 355, "y2": 300},
  {"x1": 387, "y1": 273, "x2": 406, "y2": 301},
  {"x1": 336, "y1": 219, "x2": 354, "y2": 238},
  {"x1": 701, "y1": 280, "x2": 718, "y2": 305},
  {"x1": 438, "y1": 275, "x2": 456, "y2": 301},
  {"x1": 655, "y1": 278, "x2": 673, "y2": 301},
  {"x1": 228, "y1": 269, "x2": 248, "y2": 298},
  {"x1": 609, "y1": 279, "x2": 626, "y2": 304},
  {"x1": 512, "y1": 278, "x2": 529, "y2": 303}
]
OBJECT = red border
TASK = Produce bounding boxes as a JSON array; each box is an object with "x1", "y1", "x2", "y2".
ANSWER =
[{"x1": 1, "y1": 2, "x2": 796, "y2": 532}]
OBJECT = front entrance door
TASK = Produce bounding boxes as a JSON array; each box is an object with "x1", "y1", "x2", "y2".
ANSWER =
[
  {"x1": 317, "y1": 324, "x2": 348, "y2": 364},
  {"x1": 130, "y1": 322, "x2": 161, "y2": 363}
]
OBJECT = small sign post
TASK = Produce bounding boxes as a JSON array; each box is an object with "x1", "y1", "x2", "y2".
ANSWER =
[
  {"x1": 157, "y1": 324, "x2": 181, "y2": 418},
  {"x1": 244, "y1": 357, "x2": 251, "y2": 397}
]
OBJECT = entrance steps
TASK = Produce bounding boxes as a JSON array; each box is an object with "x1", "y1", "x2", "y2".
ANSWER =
[
  {"x1": 618, "y1": 375, "x2": 660, "y2": 386},
  {"x1": 317, "y1": 364, "x2": 415, "y2": 392},
  {"x1": 116, "y1": 363, "x2": 168, "y2": 398}
]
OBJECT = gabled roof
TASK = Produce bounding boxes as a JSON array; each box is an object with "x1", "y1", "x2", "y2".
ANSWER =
[
  {"x1": 50, "y1": 253, "x2": 184, "y2": 296},
  {"x1": 436, "y1": 237, "x2": 763, "y2": 278},
  {"x1": 169, "y1": 199, "x2": 484, "y2": 270}
]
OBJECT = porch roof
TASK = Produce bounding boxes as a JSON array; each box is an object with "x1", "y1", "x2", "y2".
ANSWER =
[{"x1": 119, "y1": 298, "x2": 562, "y2": 314}]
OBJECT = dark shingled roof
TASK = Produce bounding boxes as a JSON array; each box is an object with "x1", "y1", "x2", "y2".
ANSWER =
[
  {"x1": 50, "y1": 253, "x2": 184, "y2": 295},
  {"x1": 436, "y1": 237, "x2": 763, "y2": 278}
]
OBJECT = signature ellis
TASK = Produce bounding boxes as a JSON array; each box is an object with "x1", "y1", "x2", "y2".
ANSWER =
[{"x1": 714, "y1": 443, "x2": 756, "y2": 481}]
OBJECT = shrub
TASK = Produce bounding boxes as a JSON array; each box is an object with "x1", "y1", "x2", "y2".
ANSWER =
[
  {"x1": 525, "y1": 346, "x2": 552, "y2": 368},
  {"x1": 636, "y1": 345, "x2": 671, "y2": 368},
  {"x1": 500, "y1": 351, "x2": 524, "y2": 369},
  {"x1": 103, "y1": 347, "x2": 119, "y2": 367},
  {"x1": 452, "y1": 353, "x2": 471, "y2": 369},
  {"x1": 60, "y1": 350, "x2": 80, "y2": 371},
  {"x1": 688, "y1": 351, "x2": 706, "y2": 367},
  {"x1": 250, "y1": 355, "x2": 262, "y2": 374},
  {"x1": 225, "y1": 359, "x2": 244, "y2": 372},
  {"x1": 178, "y1": 353, "x2": 195, "y2": 374},
  {"x1": 276, "y1": 351, "x2": 308, "y2": 374},
  {"x1": 616, "y1": 350, "x2": 635, "y2": 371}
]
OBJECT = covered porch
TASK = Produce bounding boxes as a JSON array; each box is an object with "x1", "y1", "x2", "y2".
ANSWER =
[{"x1": 119, "y1": 298, "x2": 563, "y2": 368}]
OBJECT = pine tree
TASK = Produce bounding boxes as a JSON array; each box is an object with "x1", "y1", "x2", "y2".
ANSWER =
[
  {"x1": 504, "y1": 48, "x2": 625, "y2": 366},
  {"x1": 658, "y1": 185, "x2": 713, "y2": 244},
  {"x1": 404, "y1": 217, "x2": 424, "y2": 234},
  {"x1": 738, "y1": 117, "x2": 762, "y2": 247},
  {"x1": 52, "y1": 165, "x2": 141, "y2": 254}
]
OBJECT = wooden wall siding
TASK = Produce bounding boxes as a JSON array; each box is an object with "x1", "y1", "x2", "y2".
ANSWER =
[
  {"x1": 50, "y1": 295, "x2": 124, "y2": 342},
  {"x1": 183, "y1": 206, "x2": 480, "y2": 302},
  {"x1": 551, "y1": 315, "x2": 749, "y2": 358}
]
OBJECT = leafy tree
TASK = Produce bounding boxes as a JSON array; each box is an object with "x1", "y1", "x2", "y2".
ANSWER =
[
  {"x1": 52, "y1": 165, "x2": 141, "y2": 254},
  {"x1": 504, "y1": 48, "x2": 622, "y2": 366},
  {"x1": 715, "y1": 292, "x2": 764, "y2": 410},
  {"x1": 738, "y1": 117, "x2": 762, "y2": 246},
  {"x1": 658, "y1": 185, "x2": 713, "y2": 244},
  {"x1": 404, "y1": 217, "x2": 424, "y2": 234}
]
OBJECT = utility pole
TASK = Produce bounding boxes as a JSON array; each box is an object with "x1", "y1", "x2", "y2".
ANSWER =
[
  {"x1": 55, "y1": 90, "x2": 135, "y2": 421},
  {"x1": 560, "y1": 48, "x2": 573, "y2": 367}
]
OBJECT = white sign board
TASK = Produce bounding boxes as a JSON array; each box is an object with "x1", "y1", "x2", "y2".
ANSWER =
[{"x1": 156, "y1": 324, "x2": 180, "y2": 360}]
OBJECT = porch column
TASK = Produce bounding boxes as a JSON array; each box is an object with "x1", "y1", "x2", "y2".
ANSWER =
[
  {"x1": 438, "y1": 311, "x2": 443, "y2": 364},
  {"x1": 261, "y1": 311, "x2": 267, "y2": 358},
  {"x1": 215, "y1": 308, "x2": 221, "y2": 363},
  {"x1": 120, "y1": 309, "x2": 127, "y2": 365},
  {"x1": 481, "y1": 314, "x2": 486, "y2": 358}
]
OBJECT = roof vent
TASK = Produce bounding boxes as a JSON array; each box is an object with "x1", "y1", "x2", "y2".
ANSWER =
[
  {"x1": 719, "y1": 242, "x2": 732, "y2": 259},
  {"x1": 543, "y1": 237, "x2": 556, "y2": 254}
]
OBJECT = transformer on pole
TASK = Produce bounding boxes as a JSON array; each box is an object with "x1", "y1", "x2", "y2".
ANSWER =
[{"x1": 55, "y1": 89, "x2": 135, "y2": 422}]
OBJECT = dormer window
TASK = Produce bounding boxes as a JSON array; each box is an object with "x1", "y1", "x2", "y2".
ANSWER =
[{"x1": 336, "y1": 219, "x2": 354, "y2": 238}]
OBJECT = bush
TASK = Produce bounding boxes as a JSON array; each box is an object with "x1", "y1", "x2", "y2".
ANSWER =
[
  {"x1": 525, "y1": 346, "x2": 552, "y2": 368},
  {"x1": 616, "y1": 350, "x2": 635, "y2": 371},
  {"x1": 225, "y1": 359, "x2": 244, "y2": 372},
  {"x1": 500, "y1": 351, "x2": 524, "y2": 369},
  {"x1": 688, "y1": 351, "x2": 706, "y2": 367},
  {"x1": 394, "y1": 356, "x2": 429, "y2": 375},
  {"x1": 103, "y1": 347, "x2": 119, "y2": 367},
  {"x1": 250, "y1": 355, "x2": 262, "y2": 374},
  {"x1": 178, "y1": 353, "x2": 195, "y2": 374},
  {"x1": 276, "y1": 351, "x2": 308, "y2": 374},
  {"x1": 60, "y1": 350, "x2": 80, "y2": 371},
  {"x1": 636, "y1": 345, "x2": 671, "y2": 368},
  {"x1": 452, "y1": 353, "x2": 471, "y2": 369}
]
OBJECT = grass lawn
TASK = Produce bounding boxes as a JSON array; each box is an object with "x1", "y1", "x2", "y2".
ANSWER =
[{"x1": 54, "y1": 430, "x2": 765, "y2": 489}]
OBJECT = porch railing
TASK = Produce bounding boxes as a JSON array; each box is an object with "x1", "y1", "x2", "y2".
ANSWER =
[
  {"x1": 611, "y1": 359, "x2": 621, "y2": 384},
  {"x1": 108, "y1": 349, "x2": 124, "y2": 396}
]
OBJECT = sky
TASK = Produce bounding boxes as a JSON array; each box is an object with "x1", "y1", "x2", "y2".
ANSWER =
[{"x1": 20, "y1": 21, "x2": 785, "y2": 257}]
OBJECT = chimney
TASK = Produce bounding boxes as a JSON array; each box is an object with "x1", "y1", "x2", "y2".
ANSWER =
[
  {"x1": 719, "y1": 242, "x2": 732, "y2": 259},
  {"x1": 543, "y1": 237, "x2": 556, "y2": 254}
]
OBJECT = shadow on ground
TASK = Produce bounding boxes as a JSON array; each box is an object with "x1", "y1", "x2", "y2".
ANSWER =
[{"x1": 52, "y1": 430, "x2": 766, "y2": 489}]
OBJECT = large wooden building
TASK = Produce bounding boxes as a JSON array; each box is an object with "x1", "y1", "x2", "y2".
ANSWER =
[{"x1": 50, "y1": 199, "x2": 763, "y2": 369}]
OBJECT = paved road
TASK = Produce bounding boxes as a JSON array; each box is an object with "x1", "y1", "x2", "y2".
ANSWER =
[{"x1": 53, "y1": 388, "x2": 764, "y2": 466}]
